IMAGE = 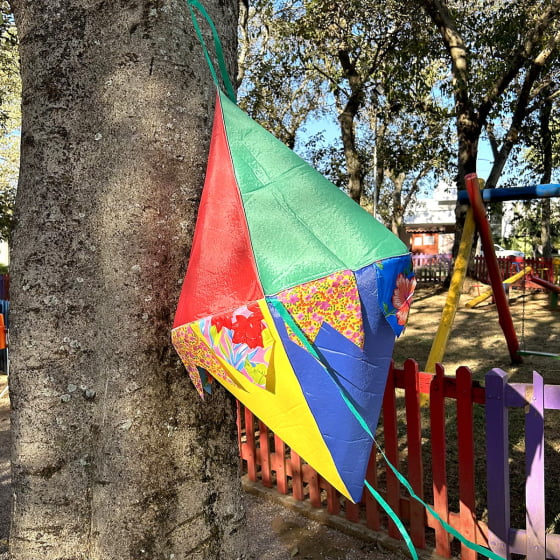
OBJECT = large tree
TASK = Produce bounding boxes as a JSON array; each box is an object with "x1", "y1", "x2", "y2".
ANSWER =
[
  {"x1": 8, "y1": 1, "x2": 247, "y2": 559},
  {"x1": 0, "y1": 0, "x2": 18, "y2": 242},
  {"x1": 419, "y1": 0, "x2": 560, "y2": 250}
]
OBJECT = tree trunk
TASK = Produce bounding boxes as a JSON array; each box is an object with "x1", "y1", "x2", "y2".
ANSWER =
[
  {"x1": 539, "y1": 91, "x2": 553, "y2": 257},
  {"x1": 387, "y1": 171, "x2": 407, "y2": 241},
  {"x1": 451, "y1": 114, "x2": 480, "y2": 258},
  {"x1": 337, "y1": 49, "x2": 365, "y2": 204},
  {"x1": 8, "y1": 1, "x2": 246, "y2": 559},
  {"x1": 338, "y1": 101, "x2": 364, "y2": 204}
]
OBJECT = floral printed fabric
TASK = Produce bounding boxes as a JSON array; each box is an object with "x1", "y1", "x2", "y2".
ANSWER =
[
  {"x1": 198, "y1": 302, "x2": 273, "y2": 389},
  {"x1": 276, "y1": 270, "x2": 364, "y2": 349},
  {"x1": 374, "y1": 255, "x2": 416, "y2": 337},
  {"x1": 171, "y1": 323, "x2": 234, "y2": 398}
]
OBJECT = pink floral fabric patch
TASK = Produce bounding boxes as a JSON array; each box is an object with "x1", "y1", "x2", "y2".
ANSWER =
[
  {"x1": 276, "y1": 270, "x2": 364, "y2": 349},
  {"x1": 197, "y1": 302, "x2": 273, "y2": 389},
  {"x1": 171, "y1": 323, "x2": 234, "y2": 398}
]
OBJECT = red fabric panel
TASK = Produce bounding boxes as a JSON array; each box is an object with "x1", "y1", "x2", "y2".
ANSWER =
[{"x1": 174, "y1": 94, "x2": 263, "y2": 327}]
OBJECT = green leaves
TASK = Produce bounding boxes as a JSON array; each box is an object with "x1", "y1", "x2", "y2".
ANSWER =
[{"x1": 238, "y1": 0, "x2": 559, "y2": 240}]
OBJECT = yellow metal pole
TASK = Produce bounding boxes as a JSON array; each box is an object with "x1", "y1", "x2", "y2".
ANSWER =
[
  {"x1": 464, "y1": 266, "x2": 532, "y2": 309},
  {"x1": 424, "y1": 194, "x2": 479, "y2": 373}
]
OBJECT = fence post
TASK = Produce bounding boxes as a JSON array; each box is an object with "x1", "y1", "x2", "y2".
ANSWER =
[
  {"x1": 382, "y1": 363, "x2": 402, "y2": 540},
  {"x1": 525, "y1": 371, "x2": 545, "y2": 560},
  {"x1": 404, "y1": 359, "x2": 426, "y2": 548},
  {"x1": 244, "y1": 407, "x2": 257, "y2": 481},
  {"x1": 430, "y1": 363, "x2": 451, "y2": 558},
  {"x1": 273, "y1": 434, "x2": 288, "y2": 494},
  {"x1": 485, "y1": 368, "x2": 511, "y2": 559},
  {"x1": 456, "y1": 366, "x2": 477, "y2": 560},
  {"x1": 364, "y1": 446, "x2": 380, "y2": 530},
  {"x1": 290, "y1": 450, "x2": 304, "y2": 501},
  {"x1": 259, "y1": 420, "x2": 272, "y2": 487}
]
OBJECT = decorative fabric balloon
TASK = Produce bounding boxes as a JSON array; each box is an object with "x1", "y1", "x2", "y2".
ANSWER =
[
  {"x1": 172, "y1": 85, "x2": 415, "y2": 502},
  {"x1": 171, "y1": 5, "x2": 508, "y2": 559}
]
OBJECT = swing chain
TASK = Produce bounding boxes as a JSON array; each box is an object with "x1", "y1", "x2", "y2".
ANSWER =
[{"x1": 521, "y1": 269, "x2": 526, "y2": 350}]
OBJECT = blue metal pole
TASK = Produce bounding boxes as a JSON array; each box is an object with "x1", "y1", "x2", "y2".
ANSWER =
[{"x1": 457, "y1": 184, "x2": 560, "y2": 203}]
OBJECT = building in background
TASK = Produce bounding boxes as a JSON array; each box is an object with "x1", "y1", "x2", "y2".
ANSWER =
[{"x1": 404, "y1": 181, "x2": 455, "y2": 255}]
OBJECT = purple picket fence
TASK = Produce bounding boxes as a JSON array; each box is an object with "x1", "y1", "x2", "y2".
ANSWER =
[{"x1": 486, "y1": 369, "x2": 560, "y2": 559}]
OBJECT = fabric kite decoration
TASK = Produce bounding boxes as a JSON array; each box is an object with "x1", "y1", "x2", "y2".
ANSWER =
[
  {"x1": 171, "y1": 6, "x2": 511, "y2": 558},
  {"x1": 172, "y1": 85, "x2": 416, "y2": 503}
]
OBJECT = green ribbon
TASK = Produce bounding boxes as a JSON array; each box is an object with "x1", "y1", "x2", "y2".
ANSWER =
[
  {"x1": 271, "y1": 296, "x2": 505, "y2": 560},
  {"x1": 186, "y1": 0, "x2": 236, "y2": 103},
  {"x1": 372, "y1": 440, "x2": 505, "y2": 560},
  {"x1": 364, "y1": 480, "x2": 418, "y2": 559}
]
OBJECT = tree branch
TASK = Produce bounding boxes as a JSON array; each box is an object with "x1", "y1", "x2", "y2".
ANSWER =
[{"x1": 478, "y1": 5, "x2": 560, "y2": 123}]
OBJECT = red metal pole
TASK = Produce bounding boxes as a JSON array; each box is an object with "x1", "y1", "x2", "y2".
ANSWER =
[
  {"x1": 528, "y1": 274, "x2": 560, "y2": 294},
  {"x1": 465, "y1": 173, "x2": 522, "y2": 364}
]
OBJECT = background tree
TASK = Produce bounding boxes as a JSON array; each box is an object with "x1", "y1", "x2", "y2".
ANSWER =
[
  {"x1": 509, "y1": 84, "x2": 560, "y2": 254},
  {"x1": 286, "y1": 0, "x2": 416, "y2": 205},
  {"x1": 367, "y1": 55, "x2": 454, "y2": 238},
  {"x1": 8, "y1": 1, "x2": 247, "y2": 558},
  {"x1": 418, "y1": 0, "x2": 560, "y2": 252},
  {"x1": 237, "y1": 0, "x2": 326, "y2": 148},
  {"x1": 238, "y1": 0, "x2": 455, "y2": 242},
  {"x1": 0, "y1": 1, "x2": 18, "y2": 242}
]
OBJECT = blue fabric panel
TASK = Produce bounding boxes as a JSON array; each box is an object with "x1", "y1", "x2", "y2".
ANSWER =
[
  {"x1": 267, "y1": 302, "x2": 371, "y2": 501},
  {"x1": 373, "y1": 254, "x2": 415, "y2": 337},
  {"x1": 266, "y1": 264, "x2": 396, "y2": 502}
]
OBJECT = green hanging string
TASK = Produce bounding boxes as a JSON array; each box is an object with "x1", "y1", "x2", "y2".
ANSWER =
[
  {"x1": 271, "y1": 297, "x2": 505, "y2": 560},
  {"x1": 186, "y1": 0, "x2": 237, "y2": 103},
  {"x1": 364, "y1": 480, "x2": 418, "y2": 560},
  {"x1": 184, "y1": 5, "x2": 504, "y2": 555}
]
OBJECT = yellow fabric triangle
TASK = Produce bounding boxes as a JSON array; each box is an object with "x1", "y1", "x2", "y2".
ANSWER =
[{"x1": 183, "y1": 299, "x2": 351, "y2": 500}]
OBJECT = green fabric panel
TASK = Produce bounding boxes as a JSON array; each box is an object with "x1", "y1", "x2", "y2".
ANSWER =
[{"x1": 219, "y1": 90, "x2": 408, "y2": 294}]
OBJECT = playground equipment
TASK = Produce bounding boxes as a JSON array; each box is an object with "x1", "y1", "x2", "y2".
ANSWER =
[
  {"x1": 529, "y1": 273, "x2": 560, "y2": 310},
  {"x1": 465, "y1": 266, "x2": 532, "y2": 308},
  {"x1": 457, "y1": 183, "x2": 560, "y2": 203},
  {"x1": 527, "y1": 272, "x2": 560, "y2": 295},
  {"x1": 517, "y1": 271, "x2": 560, "y2": 359},
  {"x1": 426, "y1": 175, "x2": 560, "y2": 372},
  {"x1": 424, "y1": 180, "x2": 478, "y2": 373}
]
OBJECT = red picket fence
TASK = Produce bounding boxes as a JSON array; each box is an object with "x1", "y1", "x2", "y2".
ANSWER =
[
  {"x1": 411, "y1": 254, "x2": 560, "y2": 288},
  {"x1": 470, "y1": 256, "x2": 560, "y2": 288},
  {"x1": 237, "y1": 359, "x2": 490, "y2": 558}
]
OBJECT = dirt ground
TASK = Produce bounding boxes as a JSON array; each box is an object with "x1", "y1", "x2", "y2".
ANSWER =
[{"x1": 0, "y1": 281, "x2": 556, "y2": 558}]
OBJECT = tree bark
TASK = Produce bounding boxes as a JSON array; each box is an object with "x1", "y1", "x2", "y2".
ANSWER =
[
  {"x1": 8, "y1": 1, "x2": 246, "y2": 559},
  {"x1": 539, "y1": 91, "x2": 553, "y2": 257},
  {"x1": 337, "y1": 49, "x2": 365, "y2": 204},
  {"x1": 385, "y1": 171, "x2": 405, "y2": 240}
]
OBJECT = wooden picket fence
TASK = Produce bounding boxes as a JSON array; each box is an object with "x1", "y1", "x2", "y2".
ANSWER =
[
  {"x1": 411, "y1": 254, "x2": 453, "y2": 284},
  {"x1": 486, "y1": 369, "x2": 560, "y2": 559},
  {"x1": 411, "y1": 254, "x2": 560, "y2": 288},
  {"x1": 237, "y1": 360, "x2": 560, "y2": 559}
]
